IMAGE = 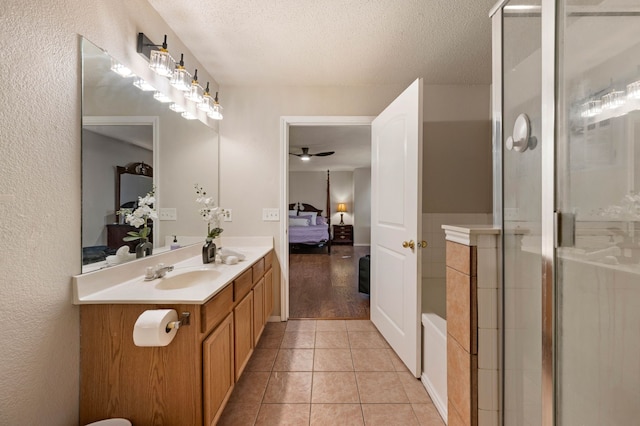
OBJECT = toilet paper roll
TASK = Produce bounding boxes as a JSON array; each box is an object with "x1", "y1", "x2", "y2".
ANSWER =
[{"x1": 133, "y1": 309, "x2": 178, "y2": 347}]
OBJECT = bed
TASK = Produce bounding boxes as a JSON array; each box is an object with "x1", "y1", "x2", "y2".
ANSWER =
[{"x1": 288, "y1": 171, "x2": 332, "y2": 253}]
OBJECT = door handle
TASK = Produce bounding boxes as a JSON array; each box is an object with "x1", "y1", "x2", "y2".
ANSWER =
[
  {"x1": 418, "y1": 240, "x2": 427, "y2": 248},
  {"x1": 402, "y1": 240, "x2": 415, "y2": 249}
]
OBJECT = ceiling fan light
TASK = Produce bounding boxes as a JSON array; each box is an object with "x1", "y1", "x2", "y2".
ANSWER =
[{"x1": 300, "y1": 154, "x2": 311, "y2": 161}]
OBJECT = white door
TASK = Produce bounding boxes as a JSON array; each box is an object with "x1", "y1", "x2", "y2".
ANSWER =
[{"x1": 371, "y1": 78, "x2": 423, "y2": 377}]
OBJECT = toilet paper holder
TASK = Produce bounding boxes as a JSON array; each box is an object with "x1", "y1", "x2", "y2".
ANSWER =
[{"x1": 165, "y1": 312, "x2": 191, "y2": 332}]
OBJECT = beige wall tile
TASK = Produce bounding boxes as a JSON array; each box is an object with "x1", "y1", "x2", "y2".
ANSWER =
[
  {"x1": 446, "y1": 267, "x2": 478, "y2": 353},
  {"x1": 446, "y1": 241, "x2": 476, "y2": 276},
  {"x1": 447, "y1": 337, "x2": 471, "y2": 425}
]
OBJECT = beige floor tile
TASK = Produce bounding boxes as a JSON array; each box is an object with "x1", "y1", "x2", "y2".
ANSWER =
[
  {"x1": 228, "y1": 371, "x2": 270, "y2": 404},
  {"x1": 312, "y1": 372, "x2": 360, "y2": 403},
  {"x1": 246, "y1": 348, "x2": 278, "y2": 372},
  {"x1": 281, "y1": 331, "x2": 316, "y2": 348},
  {"x1": 217, "y1": 402, "x2": 261, "y2": 426},
  {"x1": 263, "y1": 372, "x2": 313, "y2": 403},
  {"x1": 273, "y1": 349, "x2": 314, "y2": 371},
  {"x1": 387, "y1": 348, "x2": 411, "y2": 372},
  {"x1": 361, "y1": 404, "x2": 419, "y2": 426},
  {"x1": 398, "y1": 371, "x2": 433, "y2": 404},
  {"x1": 316, "y1": 319, "x2": 347, "y2": 331},
  {"x1": 412, "y1": 403, "x2": 445, "y2": 425},
  {"x1": 351, "y1": 348, "x2": 395, "y2": 371},
  {"x1": 315, "y1": 331, "x2": 350, "y2": 348},
  {"x1": 313, "y1": 348, "x2": 354, "y2": 371},
  {"x1": 286, "y1": 319, "x2": 317, "y2": 331},
  {"x1": 348, "y1": 331, "x2": 390, "y2": 348},
  {"x1": 356, "y1": 372, "x2": 409, "y2": 403},
  {"x1": 346, "y1": 320, "x2": 377, "y2": 332},
  {"x1": 264, "y1": 321, "x2": 288, "y2": 334},
  {"x1": 257, "y1": 332, "x2": 285, "y2": 349},
  {"x1": 310, "y1": 404, "x2": 364, "y2": 425},
  {"x1": 255, "y1": 403, "x2": 310, "y2": 426}
]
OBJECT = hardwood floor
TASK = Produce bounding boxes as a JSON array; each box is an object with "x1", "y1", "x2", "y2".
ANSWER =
[{"x1": 289, "y1": 245, "x2": 371, "y2": 319}]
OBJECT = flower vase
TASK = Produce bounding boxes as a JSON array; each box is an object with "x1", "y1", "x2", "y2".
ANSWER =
[
  {"x1": 136, "y1": 237, "x2": 153, "y2": 258},
  {"x1": 202, "y1": 238, "x2": 216, "y2": 264}
]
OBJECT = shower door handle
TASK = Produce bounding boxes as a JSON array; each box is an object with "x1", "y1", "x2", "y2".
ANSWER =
[{"x1": 506, "y1": 113, "x2": 537, "y2": 152}]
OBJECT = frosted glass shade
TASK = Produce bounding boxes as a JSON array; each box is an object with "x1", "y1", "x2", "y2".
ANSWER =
[
  {"x1": 148, "y1": 49, "x2": 175, "y2": 78},
  {"x1": 170, "y1": 68, "x2": 192, "y2": 92},
  {"x1": 207, "y1": 104, "x2": 223, "y2": 120}
]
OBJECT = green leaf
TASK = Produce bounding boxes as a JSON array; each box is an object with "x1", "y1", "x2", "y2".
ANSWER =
[
  {"x1": 123, "y1": 236, "x2": 140, "y2": 242},
  {"x1": 139, "y1": 227, "x2": 150, "y2": 238},
  {"x1": 126, "y1": 231, "x2": 140, "y2": 237}
]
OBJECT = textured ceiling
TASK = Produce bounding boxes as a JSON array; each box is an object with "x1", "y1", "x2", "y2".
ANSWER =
[{"x1": 147, "y1": 0, "x2": 497, "y2": 87}]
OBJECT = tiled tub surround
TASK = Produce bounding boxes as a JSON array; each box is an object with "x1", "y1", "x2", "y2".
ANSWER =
[
  {"x1": 422, "y1": 213, "x2": 492, "y2": 319},
  {"x1": 443, "y1": 225, "x2": 500, "y2": 426}
]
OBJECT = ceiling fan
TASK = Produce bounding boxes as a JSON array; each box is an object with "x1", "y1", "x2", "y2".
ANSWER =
[{"x1": 289, "y1": 147, "x2": 335, "y2": 161}]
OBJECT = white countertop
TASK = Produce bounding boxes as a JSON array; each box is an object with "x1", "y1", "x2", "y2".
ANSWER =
[{"x1": 73, "y1": 237, "x2": 273, "y2": 305}]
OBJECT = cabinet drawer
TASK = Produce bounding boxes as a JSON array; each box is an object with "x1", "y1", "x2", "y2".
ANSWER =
[
  {"x1": 201, "y1": 284, "x2": 233, "y2": 334},
  {"x1": 233, "y1": 268, "x2": 253, "y2": 302},
  {"x1": 252, "y1": 258, "x2": 265, "y2": 283}
]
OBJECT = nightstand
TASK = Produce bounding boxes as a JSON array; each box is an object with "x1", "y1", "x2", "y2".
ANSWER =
[{"x1": 332, "y1": 224, "x2": 353, "y2": 245}]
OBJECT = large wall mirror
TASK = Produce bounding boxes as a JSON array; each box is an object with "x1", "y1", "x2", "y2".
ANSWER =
[{"x1": 81, "y1": 38, "x2": 219, "y2": 272}]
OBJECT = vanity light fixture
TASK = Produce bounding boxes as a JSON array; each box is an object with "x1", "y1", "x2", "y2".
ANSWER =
[
  {"x1": 181, "y1": 111, "x2": 197, "y2": 120},
  {"x1": 137, "y1": 33, "x2": 175, "y2": 78},
  {"x1": 170, "y1": 54, "x2": 192, "y2": 92},
  {"x1": 169, "y1": 103, "x2": 185, "y2": 113},
  {"x1": 133, "y1": 77, "x2": 155, "y2": 92},
  {"x1": 197, "y1": 82, "x2": 213, "y2": 112},
  {"x1": 580, "y1": 99, "x2": 602, "y2": 118},
  {"x1": 602, "y1": 90, "x2": 626, "y2": 110},
  {"x1": 185, "y1": 69, "x2": 204, "y2": 103},
  {"x1": 153, "y1": 91, "x2": 172, "y2": 103},
  {"x1": 207, "y1": 92, "x2": 223, "y2": 120},
  {"x1": 110, "y1": 58, "x2": 134, "y2": 78}
]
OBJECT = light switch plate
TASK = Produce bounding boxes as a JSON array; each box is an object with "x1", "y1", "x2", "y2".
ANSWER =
[
  {"x1": 223, "y1": 209, "x2": 232, "y2": 222},
  {"x1": 159, "y1": 208, "x2": 177, "y2": 221},
  {"x1": 262, "y1": 208, "x2": 280, "y2": 221}
]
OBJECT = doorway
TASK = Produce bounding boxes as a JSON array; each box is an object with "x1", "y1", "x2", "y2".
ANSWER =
[{"x1": 279, "y1": 116, "x2": 374, "y2": 320}]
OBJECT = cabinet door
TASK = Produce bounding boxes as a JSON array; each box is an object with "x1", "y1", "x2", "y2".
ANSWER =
[
  {"x1": 253, "y1": 277, "x2": 265, "y2": 346},
  {"x1": 203, "y1": 312, "x2": 234, "y2": 426},
  {"x1": 234, "y1": 292, "x2": 254, "y2": 380},
  {"x1": 264, "y1": 268, "x2": 273, "y2": 322}
]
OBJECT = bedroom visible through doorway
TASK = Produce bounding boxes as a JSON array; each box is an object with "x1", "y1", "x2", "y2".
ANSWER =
[{"x1": 282, "y1": 117, "x2": 373, "y2": 319}]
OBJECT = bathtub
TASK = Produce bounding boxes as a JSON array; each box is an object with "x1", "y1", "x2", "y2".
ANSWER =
[{"x1": 422, "y1": 312, "x2": 447, "y2": 422}]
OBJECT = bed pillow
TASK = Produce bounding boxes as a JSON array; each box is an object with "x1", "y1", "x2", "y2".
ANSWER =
[
  {"x1": 302, "y1": 211, "x2": 317, "y2": 223},
  {"x1": 289, "y1": 217, "x2": 311, "y2": 227},
  {"x1": 316, "y1": 216, "x2": 327, "y2": 225},
  {"x1": 288, "y1": 210, "x2": 298, "y2": 217}
]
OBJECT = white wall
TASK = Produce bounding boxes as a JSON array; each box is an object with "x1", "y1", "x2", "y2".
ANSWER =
[
  {"x1": 353, "y1": 167, "x2": 371, "y2": 245},
  {"x1": 0, "y1": 1, "x2": 217, "y2": 424}
]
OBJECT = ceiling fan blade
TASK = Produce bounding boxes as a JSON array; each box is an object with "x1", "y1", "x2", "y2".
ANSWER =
[
  {"x1": 289, "y1": 152, "x2": 302, "y2": 157},
  {"x1": 314, "y1": 151, "x2": 335, "y2": 157}
]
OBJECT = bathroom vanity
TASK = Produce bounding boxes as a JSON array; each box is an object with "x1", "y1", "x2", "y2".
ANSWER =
[{"x1": 74, "y1": 241, "x2": 274, "y2": 425}]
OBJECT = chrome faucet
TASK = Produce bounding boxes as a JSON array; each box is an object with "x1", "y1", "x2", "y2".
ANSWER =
[{"x1": 144, "y1": 263, "x2": 174, "y2": 281}]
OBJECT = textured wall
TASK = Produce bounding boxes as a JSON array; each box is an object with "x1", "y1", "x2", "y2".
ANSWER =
[{"x1": 0, "y1": 1, "x2": 216, "y2": 424}]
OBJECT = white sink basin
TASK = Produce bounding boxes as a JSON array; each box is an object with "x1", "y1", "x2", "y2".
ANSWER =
[{"x1": 154, "y1": 269, "x2": 221, "y2": 290}]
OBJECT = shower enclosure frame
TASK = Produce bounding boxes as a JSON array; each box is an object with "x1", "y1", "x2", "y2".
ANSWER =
[{"x1": 492, "y1": 1, "x2": 640, "y2": 425}]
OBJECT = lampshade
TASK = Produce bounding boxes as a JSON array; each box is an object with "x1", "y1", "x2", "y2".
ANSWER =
[
  {"x1": 185, "y1": 69, "x2": 203, "y2": 103},
  {"x1": 170, "y1": 54, "x2": 192, "y2": 92},
  {"x1": 148, "y1": 44, "x2": 175, "y2": 78},
  {"x1": 337, "y1": 203, "x2": 347, "y2": 213}
]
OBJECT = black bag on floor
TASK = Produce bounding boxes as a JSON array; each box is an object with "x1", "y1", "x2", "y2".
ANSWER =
[{"x1": 358, "y1": 255, "x2": 370, "y2": 294}]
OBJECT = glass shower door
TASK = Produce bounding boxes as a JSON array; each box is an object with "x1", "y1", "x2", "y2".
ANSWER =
[
  {"x1": 556, "y1": 3, "x2": 640, "y2": 425},
  {"x1": 500, "y1": 1, "x2": 543, "y2": 424}
]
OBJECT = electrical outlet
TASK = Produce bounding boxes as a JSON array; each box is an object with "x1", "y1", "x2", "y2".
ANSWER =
[
  {"x1": 262, "y1": 208, "x2": 280, "y2": 221},
  {"x1": 159, "y1": 208, "x2": 177, "y2": 221},
  {"x1": 223, "y1": 209, "x2": 232, "y2": 222}
]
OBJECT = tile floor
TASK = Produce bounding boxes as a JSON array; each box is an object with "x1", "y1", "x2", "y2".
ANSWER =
[{"x1": 218, "y1": 319, "x2": 445, "y2": 426}]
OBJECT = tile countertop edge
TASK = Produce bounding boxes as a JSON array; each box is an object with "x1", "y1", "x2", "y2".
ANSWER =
[
  {"x1": 73, "y1": 236, "x2": 274, "y2": 305},
  {"x1": 441, "y1": 224, "x2": 501, "y2": 247}
]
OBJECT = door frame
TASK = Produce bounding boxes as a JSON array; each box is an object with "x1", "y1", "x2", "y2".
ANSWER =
[{"x1": 279, "y1": 115, "x2": 375, "y2": 321}]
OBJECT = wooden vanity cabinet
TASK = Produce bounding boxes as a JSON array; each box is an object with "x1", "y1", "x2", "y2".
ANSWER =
[
  {"x1": 253, "y1": 277, "x2": 265, "y2": 346},
  {"x1": 79, "y1": 250, "x2": 274, "y2": 426}
]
